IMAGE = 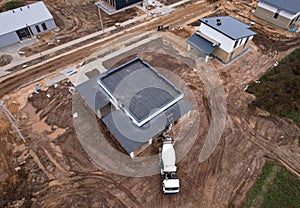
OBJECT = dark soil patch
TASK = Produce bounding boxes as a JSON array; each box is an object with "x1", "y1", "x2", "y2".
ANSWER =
[
  {"x1": 0, "y1": 54, "x2": 13, "y2": 67},
  {"x1": 28, "y1": 81, "x2": 73, "y2": 129},
  {"x1": 172, "y1": 27, "x2": 191, "y2": 38},
  {"x1": 252, "y1": 30, "x2": 300, "y2": 54}
]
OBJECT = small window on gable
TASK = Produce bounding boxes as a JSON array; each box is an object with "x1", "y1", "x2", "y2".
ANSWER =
[{"x1": 41, "y1": 23, "x2": 47, "y2": 31}]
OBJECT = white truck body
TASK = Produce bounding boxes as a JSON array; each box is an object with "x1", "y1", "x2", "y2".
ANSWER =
[{"x1": 160, "y1": 138, "x2": 180, "y2": 194}]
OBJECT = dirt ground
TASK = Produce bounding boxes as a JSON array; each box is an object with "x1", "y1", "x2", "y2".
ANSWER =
[
  {"x1": 1, "y1": 0, "x2": 300, "y2": 207},
  {"x1": 172, "y1": 26, "x2": 191, "y2": 38},
  {"x1": 0, "y1": 54, "x2": 13, "y2": 67}
]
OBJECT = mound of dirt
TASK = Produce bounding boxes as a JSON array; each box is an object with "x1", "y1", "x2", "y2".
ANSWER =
[
  {"x1": 172, "y1": 27, "x2": 191, "y2": 38},
  {"x1": 28, "y1": 81, "x2": 73, "y2": 129},
  {"x1": 0, "y1": 54, "x2": 13, "y2": 67}
]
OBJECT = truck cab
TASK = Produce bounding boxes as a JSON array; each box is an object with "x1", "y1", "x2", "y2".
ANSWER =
[{"x1": 162, "y1": 171, "x2": 180, "y2": 194}]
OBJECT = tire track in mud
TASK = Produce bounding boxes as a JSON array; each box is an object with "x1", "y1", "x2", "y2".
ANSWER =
[
  {"x1": 24, "y1": 139, "x2": 142, "y2": 207},
  {"x1": 42, "y1": 174, "x2": 142, "y2": 207}
]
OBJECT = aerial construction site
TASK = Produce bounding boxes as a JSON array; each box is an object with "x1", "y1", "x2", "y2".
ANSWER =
[{"x1": 0, "y1": 0, "x2": 300, "y2": 207}]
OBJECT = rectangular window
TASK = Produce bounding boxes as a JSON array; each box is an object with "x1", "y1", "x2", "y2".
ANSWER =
[
  {"x1": 274, "y1": 9, "x2": 281, "y2": 19},
  {"x1": 243, "y1": 37, "x2": 250, "y2": 49},
  {"x1": 239, "y1": 38, "x2": 243, "y2": 45},
  {"x1": 41, "y1": 23, "x2": 47, "y2": 31},
  {"x1": 233, "y1": 40, "x2": 238, "y2": 48},
  {"x1": 35, "y1": 25, "x2": 41, "y2": 33}
]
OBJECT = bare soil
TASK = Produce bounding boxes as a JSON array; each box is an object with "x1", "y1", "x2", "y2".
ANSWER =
[{"x1": 172, "y1": 26, "x2": 191, "y2": 38}]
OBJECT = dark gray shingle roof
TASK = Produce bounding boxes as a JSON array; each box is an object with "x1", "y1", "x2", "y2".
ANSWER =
[
  {"x1": 187, "y1": 33, "x2": 219, "y2": 55},
  {"x1": 260, "y1": 0, "x2": 300, "y2": 14},
  {"x1": 200, "y1": 16, "x2": 257, "y2": 40}
]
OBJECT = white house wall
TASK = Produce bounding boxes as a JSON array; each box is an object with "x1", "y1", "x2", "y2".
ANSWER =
[
  {"x1": 280, "y1": 10, "x2": 298, "y2": 19},
  {"x1": 29, "y1": 19, "x2": 56, "y2": 35},
  {"x1": 0, "y1": 31, "x2": 19, "y2": 48},
  {"x1": 44, "y1": 19, "x2": 56, "y2": 31},
  {"x1": 199, "y1": 24, "x2": 235, "y2": 52},
  {"x1": 0, "y1": 18, "x2": 56, "y2": 48}
]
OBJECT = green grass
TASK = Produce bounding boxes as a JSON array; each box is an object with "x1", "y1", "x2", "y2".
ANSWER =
[
  {"x1": 244, "y1": 162, "x2": 300, "y2": 208},
  {"x1": 244, "y1": 163, "x2": 274, "y2": 208},
  {"x1": 2, "y1": 1, "x2": 25, "y2": 10},
  {"x1": 246, "y1": 48, "x2": 300, "y2": 128}
]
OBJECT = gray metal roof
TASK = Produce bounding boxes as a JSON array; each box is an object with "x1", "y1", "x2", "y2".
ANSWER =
[
  {"x1": 260, "y1": 0, "x2": 300, "y2": 14},
  {"x1": 200, "y1": 16, "x2": 257, "y2": 40},
  {"x1": 187, "y1": 33, "x2": 219, "y2": 55},
  {"x1": 102, "y1": 99, "x2": 192, "y2": 154},
  {"x1": 76, "y1": 76, "x2": 110, "y2": 111},
  {"x1": 0, "y1": 1, "x2": 53, "y2": 36},
  {"x1": 98, "y1": 57, "x2": 184, "y2": 126}
]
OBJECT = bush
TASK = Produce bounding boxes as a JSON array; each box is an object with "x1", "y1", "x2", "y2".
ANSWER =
[
  {"x1": 4, "y1": 1, "x2": 25, "y2": 10},
  {"x1": 5, "y1": 1, "x2": 16, "y2": 10}
]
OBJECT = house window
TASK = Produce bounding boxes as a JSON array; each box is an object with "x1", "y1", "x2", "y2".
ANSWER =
[
  {"x1": 243, "y1": 37, "x2": 250, "y2": 49},
  {"x1": 234, "y1": 40, "x2": 238, "y2": 48},
  {"x1": 274, "y1": 9, "x2": 281, "y2": 19},
  {"x1": 239, "y1": 38, "x2": 243, "y2": 45},
  {"x1": 35, "y1": 25, "x2": 41, "y2": 33},
  {"x1": 41, "y1": 23, "x2": 47, "y2": 31}
]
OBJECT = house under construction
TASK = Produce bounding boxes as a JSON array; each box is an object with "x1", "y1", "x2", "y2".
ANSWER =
[{"x1": 76, "y1": 57, "x2": 191, "y2": 157}]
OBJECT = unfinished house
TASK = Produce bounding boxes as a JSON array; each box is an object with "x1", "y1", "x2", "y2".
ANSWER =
[
  {"x1": 76, "y1": 57, "x2": 191, "y2": 157},
  {"x1": 254, "y1": 0, "x2": 300, "y2": 31},
  {"x1": 0, "y1": 1, "x2": 56, "y2": 48},
  {"x1": 187, "y1": 16, "x2": 257, "y2": 63}
]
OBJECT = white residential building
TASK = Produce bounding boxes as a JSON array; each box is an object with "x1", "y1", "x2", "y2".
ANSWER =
[
  {"x1": 0, "y1": 1, "x2": 56, "y2": 48},
  {"x1": 255, "y1": 0, "x2": 300, "y2": 31},
  {"x1": 187, "y1": 16, "x2": 257, "y2": 63}
]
